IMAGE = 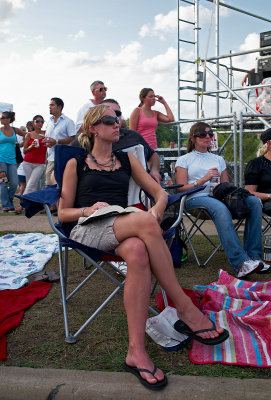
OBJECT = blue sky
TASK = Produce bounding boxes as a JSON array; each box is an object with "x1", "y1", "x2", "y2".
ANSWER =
[{"x1": 1, "y1": 0, "x2": 271, "y2": 126}]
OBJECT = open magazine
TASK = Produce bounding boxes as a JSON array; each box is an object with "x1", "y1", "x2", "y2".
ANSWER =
[{"x1": 79, "y1": 205, "x2": 142, "y2": 225}]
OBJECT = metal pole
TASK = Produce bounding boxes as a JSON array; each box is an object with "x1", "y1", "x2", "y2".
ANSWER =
[
  {"x1": 233, "y1": 112, "x2": 238, "y2": 186},
  {"x1": 195, "y1": 0, "x2": 199, "y2": 118},
  {"x1": 177, "y1": 0, "x2": 180, "y2": 156},
  {"x1": 229, "y1": 51, "x2": 233, "y2": 114},
  {"x1": 239, "y1": 112, "x2": 243, "y2": 187},
  {"x1": 205, "y1": 45, "x2": 271, "y2": 62},
  {"x1": 205, "y1": 0, "x2": 271, "y2": 23},
  {"x1": 203, "y1": 63, "x2": 271, "y2": 129},
  {"x1": 216, "y1": 0, "x2": 220, "y2": 117}
]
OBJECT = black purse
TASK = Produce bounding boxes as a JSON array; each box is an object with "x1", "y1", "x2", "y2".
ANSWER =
[{"x1": 15, "y1": 143, "x2": 23, "y2": 164}]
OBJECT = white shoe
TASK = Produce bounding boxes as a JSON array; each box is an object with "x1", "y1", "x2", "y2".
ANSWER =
[
  {"x1": 257, "y1": 261, "x2": 271, "y2": 273},
  {"x1": 236, "y1": 259, "x2": 263, "y2": 278},
  {"x1": 111, "y1": 261, "x2": 127, "y2": 275}
]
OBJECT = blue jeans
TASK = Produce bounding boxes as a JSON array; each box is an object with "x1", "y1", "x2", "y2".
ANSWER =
[
  {"x1": 186, "y1": 195, "x2": 263, "y2": 273},
  {"x1": 0, "y1": 162, "x2": 18, "y2": 209}
]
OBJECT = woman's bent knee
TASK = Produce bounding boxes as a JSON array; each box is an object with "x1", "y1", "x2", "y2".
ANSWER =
[{"x1": 117, "y1": 237, "x2": 149, "y2": 265}]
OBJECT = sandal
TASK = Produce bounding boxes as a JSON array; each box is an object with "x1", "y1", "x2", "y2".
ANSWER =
[
  {"x1": 32, "y1": 270, "x2": 60, "y2": 283},
  {"x1": 14, "y1": 207, "x2": 23, "y2": 214}
]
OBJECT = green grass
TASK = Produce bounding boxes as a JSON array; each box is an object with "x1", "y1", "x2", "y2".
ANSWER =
[{"x1": 1, "y1": 231, "x2": 271, "y2": 379}]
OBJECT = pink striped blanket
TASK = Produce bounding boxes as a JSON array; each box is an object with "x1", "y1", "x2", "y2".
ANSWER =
[{"x1": 190, "y1": 270, "x2": 271, "y2": 367}]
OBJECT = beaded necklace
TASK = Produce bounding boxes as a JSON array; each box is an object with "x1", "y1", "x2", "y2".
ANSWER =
[{"x1": 89, "y1": 152, "x2": 116, "y2": 171}]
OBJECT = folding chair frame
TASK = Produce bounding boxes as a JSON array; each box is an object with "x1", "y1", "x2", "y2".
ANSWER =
[{"x1": 181, "y1": 207, "x2": 243, "y2": 268}]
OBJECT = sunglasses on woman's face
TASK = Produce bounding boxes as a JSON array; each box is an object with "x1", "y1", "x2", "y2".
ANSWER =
[
  {"x1": 93, "y1": 115, "x2": 120, "y2": 126},
  {"x1": 34, "y1": 120, "x2": 44, "y2": 124},
  {"x1": 193, "y1": 130, "x2": 214, "y2": 138}
]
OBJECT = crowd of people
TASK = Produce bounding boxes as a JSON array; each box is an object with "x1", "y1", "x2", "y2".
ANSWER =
[
  {"x1": 1, "y1": 79, "x2": 271, "y2": 390},
  {"x1": 0, "y1": 81, "x2": 173, "y2": 213}
]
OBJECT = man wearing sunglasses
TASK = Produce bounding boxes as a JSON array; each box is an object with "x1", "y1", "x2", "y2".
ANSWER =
[{"x1": 75, "y1": 80, "x2": 107, "y2": 134}]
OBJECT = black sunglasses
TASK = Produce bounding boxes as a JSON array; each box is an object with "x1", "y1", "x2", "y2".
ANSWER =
[
  {"x1": 34, "y1": 120, "x2": 44, "y2": 124},
  {"x1": 96, "y1": 87, "x2": 107, "y2": 92},
  {"x1": 193, "y1": 130, "x2": 214, "y2": 138},
  {"x1": 114, "y1": 110, "x2": 122, "y2": 117},
  {"x1": 93, "y1": 115, "x2": 120, "y2": 126}
]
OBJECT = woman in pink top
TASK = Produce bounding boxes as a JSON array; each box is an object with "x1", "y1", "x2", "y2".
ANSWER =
[{"x1": 129, "y1": 88, "x2": 174, "y2": 149}]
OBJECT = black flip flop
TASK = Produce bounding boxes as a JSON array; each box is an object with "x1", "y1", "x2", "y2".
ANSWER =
[
  {"x1": 32, "y1": 271, "x2": 60, "y2": 283},
  {"x1": 123, "y1": 362, "x2": 168, "y2": 390},
  {"x1": 174, "y1": 319, "x2": 229, "y2": 346}
]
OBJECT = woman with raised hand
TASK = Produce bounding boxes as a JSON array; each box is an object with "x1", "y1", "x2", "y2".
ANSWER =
[
  {"x1": 58, "y1": 105, "x2": 228, "y2": 391},
  {"x1": 0, "y1": 111, "x2": 26, "y2": 212},
  {"x1": 129, "y1": 88, "x2": 174, "y2": 149}
]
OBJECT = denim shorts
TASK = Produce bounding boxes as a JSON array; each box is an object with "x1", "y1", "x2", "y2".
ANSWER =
[{"x1": 70, "y1": 215, "x2": 120, "y2": 252}]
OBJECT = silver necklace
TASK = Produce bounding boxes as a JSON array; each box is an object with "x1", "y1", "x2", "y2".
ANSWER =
[{"x1": 89, "y1": 152, "x2": 116, "y2": 171}]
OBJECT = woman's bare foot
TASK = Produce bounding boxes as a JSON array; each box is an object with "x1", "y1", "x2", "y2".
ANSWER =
[
  {"x1": 177, "y1": 298, "x2": 224, "y2": 340},
  {"x1": 125, "y1": 350, "x2": 165, "y2": 385}
]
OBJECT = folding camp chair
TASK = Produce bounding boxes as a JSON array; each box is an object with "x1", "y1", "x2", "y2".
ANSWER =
[
  {"x1": 181, "y1": 206, "x2": 244, "y2": 268},
  {"x1": 17, "y1": 144, "x2": 205, "y2": 343}
]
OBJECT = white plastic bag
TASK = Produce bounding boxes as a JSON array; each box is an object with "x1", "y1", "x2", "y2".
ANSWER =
[
  {"x1": 256, "y1": 78, "x2": 271, "y2": 114},
  {"x1": 145, "y1": 306, "x2": 189, "y2": 350}
]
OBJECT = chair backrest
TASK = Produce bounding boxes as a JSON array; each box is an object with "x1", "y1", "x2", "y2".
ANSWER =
[
  {"x1": 54, "y1": 143, "x2": 148, "y2": 205},
  {"x1": 119, "y1": 143, "x2": 147, "y2": 205}
]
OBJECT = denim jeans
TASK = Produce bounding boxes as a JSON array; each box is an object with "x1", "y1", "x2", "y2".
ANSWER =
[
  {"x1": 186, "y1": 195, "x2": 263, "y2": 273},
  {"x1": 0, "y1": 162, "x2": 18, "y2": 209}
]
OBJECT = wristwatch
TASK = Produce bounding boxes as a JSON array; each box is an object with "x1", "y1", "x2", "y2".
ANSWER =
[{"x1": 193, "y1": 180, "x2": 198, "y2": 187}]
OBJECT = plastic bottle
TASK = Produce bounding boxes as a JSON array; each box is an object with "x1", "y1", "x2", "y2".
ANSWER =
[
  {"x1": 163, "y1": 172, "x2": 172, "y2": 186},
  {"x1": 209, "y1": 175, "x2": 220, "y2": 192}
]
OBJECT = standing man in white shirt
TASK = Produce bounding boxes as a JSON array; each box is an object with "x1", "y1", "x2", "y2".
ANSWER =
[
  {"x1": 75, "y1": 80, "x2": 107, "y2": 134},
  {"x1": 43, "y1": 97, "x2": 76, "y2": 186}
]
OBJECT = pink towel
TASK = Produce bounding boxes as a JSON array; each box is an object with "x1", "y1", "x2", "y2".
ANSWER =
[{"x1": 190, "y1": 270, "x2": 271, "y2": 367}]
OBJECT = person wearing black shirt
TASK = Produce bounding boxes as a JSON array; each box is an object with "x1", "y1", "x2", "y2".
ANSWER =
[
  {"x1": 71, "y1": 98, "x2": 161, "y2": 183},
  {"x1": 59, "y1": 104, "x2": 227, "y2": 390},
  {"x1": 245, "y1": 128, "x2": 271, "y2": 215}
]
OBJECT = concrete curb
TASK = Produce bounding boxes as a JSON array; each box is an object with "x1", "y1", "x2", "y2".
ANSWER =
[{"x1": 0, "y1": 366, "x2": 270, "y2": 400}]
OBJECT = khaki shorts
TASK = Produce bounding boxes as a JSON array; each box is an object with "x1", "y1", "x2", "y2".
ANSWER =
[
  {"x1": 45, "y1": 161, "x2": 55, "y2": 186},
  {"x1": 70, "y1": 215, "x2": 120, "y2": 252}
]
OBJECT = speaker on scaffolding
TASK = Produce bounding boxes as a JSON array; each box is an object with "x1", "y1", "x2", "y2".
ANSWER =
[{"x1": 260, "y1": 31, "x2": 271, "y2": 57}]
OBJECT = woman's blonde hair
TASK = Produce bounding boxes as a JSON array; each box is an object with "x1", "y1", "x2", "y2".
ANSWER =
[
  {"x1": 257, "y1": 128, "x2": 271, "y2": 157},
  {"x1": 78, "y1": 104, "x2": 109, "y2": 152},
  {"x1": 257, "y1": 143, "x2": 268, "y2": 157}
]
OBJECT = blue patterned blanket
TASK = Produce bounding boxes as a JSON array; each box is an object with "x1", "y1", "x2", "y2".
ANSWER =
[{"x1": 0, "y1": 233, "x2": 59, "y2": 290}]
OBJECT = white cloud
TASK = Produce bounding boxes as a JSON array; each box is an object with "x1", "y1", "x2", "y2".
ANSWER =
[
  {"x1": 139, "y1": 4, "x2": 229, "y2": 39},
  {"x1": 0, "y1": 0, "x2": 34, "y2": 21},
  {"x1": 142, "y1": 47, "x2": 177, "y2": 73},
  {"x1": 104, "y1": 41, "x2": 142, "y2": 67},
  {"x1": 68, "y1": 30, "x2": 85, "y2": 40}
]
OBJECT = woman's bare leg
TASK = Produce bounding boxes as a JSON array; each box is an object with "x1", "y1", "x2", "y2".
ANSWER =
[
  {"x1": 114, "y1": 212, "x2": 224, "y2": 340},
  {"x1": 116, "y1": 237, "x2": 165, "y2": 384}
]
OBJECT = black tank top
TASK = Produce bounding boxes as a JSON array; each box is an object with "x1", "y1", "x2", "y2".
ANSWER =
[{"x1": 74, "y1": 151, "x2": 131, "y2": 209}]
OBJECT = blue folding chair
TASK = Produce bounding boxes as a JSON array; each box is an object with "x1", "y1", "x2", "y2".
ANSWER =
[{"x1": 16, "y1": 145, "x2": 205, "y2": 343}]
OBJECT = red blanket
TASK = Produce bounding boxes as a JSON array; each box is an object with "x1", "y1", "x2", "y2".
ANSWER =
[{"x1": 0, "y1": 281, "x2": 52, "y2": 361}]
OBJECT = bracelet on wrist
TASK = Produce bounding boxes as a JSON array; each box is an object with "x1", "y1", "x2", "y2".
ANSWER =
[{"x1": 81, "y1": 207, "x2": 87, "y2": 217}]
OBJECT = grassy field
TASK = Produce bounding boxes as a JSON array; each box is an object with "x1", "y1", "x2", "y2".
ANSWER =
[{"x1": 1, "y1": 230, "x2": 271, "y2": 379}]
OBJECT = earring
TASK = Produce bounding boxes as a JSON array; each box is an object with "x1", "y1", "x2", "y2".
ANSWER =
[{"x1": 95, "y1": 133, "x2": 98, "y2": 137}]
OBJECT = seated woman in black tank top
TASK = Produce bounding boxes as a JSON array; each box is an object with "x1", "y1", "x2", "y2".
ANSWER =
[{"x1": 58, "y1": 105, "x2": 227, "y2": 390}]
